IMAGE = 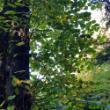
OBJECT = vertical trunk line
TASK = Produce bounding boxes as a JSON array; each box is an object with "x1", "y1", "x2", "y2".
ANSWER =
[
  {"x1": 0, "y1": 31, "x2": 8, "y2": 109},
  {"x1": 3, "y1": 0, "x2": 32, "y2": 109}
]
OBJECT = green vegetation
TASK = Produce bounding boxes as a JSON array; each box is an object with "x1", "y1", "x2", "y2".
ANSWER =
[
  {"x1": 31, "y1": 61, "x2": 110, "y2": 109},
  {"x1": 0, "y1": 0, "x2": 110, "y2": 109}
]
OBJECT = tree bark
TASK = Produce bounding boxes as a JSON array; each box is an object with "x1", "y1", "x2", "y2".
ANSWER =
[
  {"x1": 0, "y1": 0, "x2": 32, "y2": 109},
  {"x1": 0, "y1": 30, "x2": 8, "y2": 109}
]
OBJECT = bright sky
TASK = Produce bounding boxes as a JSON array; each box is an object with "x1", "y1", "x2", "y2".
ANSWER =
[
  {"x1": 91, "y1": 7, "x2": 106, "y2": 28},
  {"x1": 91, "y1": 9, "x2": 102, "y2": 24}
]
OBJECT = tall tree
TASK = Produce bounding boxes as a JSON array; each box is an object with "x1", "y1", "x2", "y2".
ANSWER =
[
  {"x1": 0, "y1": 0, "x2": 9, "y2": 109},
  {"x1": 0, "y1": 0, "x2": 32, "y2": 109},
  {"x1": 30, "y1": 0, "x2": 99, "y2": 76},
  {"x1": 30, "y1": 0, "x2": 100, "y2": 109}
]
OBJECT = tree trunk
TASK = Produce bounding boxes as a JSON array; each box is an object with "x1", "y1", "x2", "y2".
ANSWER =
[
  {"x1": 0, "y1": 30, "x2": 8, "y2": 109},
  {"x1": 0, "y1": 0, "x2": 32, "y2": 109}
]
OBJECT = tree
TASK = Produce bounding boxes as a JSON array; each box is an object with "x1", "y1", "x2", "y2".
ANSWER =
[
  {"x1": 30, "y1": 0, "x2": 100, "y2": 109},
  {"x1": 30, "y1": 0, "x2": 99, "y2": 76},
  {"x1": 0, "y1": 0, "x2": 31, "y2": 109},
  {"x1": 0, "y1": 0, "x2": 102, "y2": 109}
]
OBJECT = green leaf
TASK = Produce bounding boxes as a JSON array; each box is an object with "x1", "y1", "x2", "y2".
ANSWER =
[
  {"x1": 16, "y1": 42, "x2": 25, "y2": 46},
  {"x1": 7, "y1": 105, "x2": 14, "y2": 110},
  {"x1": 8, "y1": 95, "x2": 16, "y2": 101},
  {"x1": 15, "y1": 88, "x2": 19, "y2": 95},
  {"x1": 5, "y1": 10, "x2": 17, "y2": 14},
  {"x1": 98, "y1": 36, "x2": 107, "y2": 43}
]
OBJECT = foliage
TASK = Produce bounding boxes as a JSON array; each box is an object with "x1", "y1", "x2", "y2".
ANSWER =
[
  {"x1": 0, "y1": 0, "x2": 3, "y2": 11},
  {"x1": 30, "y1": 0, "x2": 99, "y2": 74},
  {"x1": 29, "y1": 0, "x2": 102, "y2": 109},
  {"x1": 31, "y1": 61, "x2": 110, "y2": 109},
  {"x1": 0, "y1": 0, "x2": 109, "y2": 109}
]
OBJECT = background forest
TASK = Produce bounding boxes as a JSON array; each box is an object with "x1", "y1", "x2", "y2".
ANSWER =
[{"x1": 1, "y1": 0, "x2": 110, "y2": 110}]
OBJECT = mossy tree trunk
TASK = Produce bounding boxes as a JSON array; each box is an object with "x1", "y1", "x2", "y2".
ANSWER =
[{"x1": 0, "y1": 0, "x2": 32, "y2": 109}]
